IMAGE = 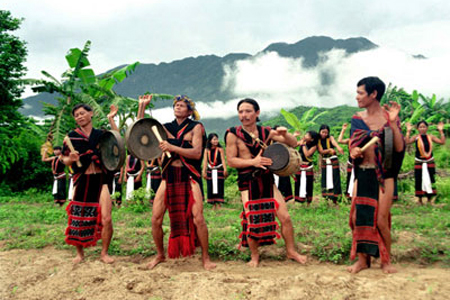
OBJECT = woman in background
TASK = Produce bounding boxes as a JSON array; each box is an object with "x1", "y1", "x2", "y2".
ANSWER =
[
  {"x1": 406, "y1": 121, "x2": 445, "y2": 204},
  {"x1": 318, "y1": 124, "x2": 344, "y2": 204},
  {"x1": 202, "y1": 133, "x2": 228, "y2": 209}
]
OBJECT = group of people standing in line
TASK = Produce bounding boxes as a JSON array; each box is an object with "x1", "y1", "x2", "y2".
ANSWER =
[{"x1": 41, "y1": 76, "x2": 445, "y2": 274}]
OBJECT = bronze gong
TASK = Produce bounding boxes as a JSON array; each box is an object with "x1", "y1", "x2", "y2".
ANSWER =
[
  {"x1": 125, "y1": 118, "x2": 167, "y2": 161},
  {"x1": 99, "y1": 130, "x2": 126, "y2": 171}
]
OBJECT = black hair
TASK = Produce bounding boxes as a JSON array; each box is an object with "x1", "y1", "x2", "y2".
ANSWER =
[
  {"x1": 417, "y1": 120, "x2": 429, "y2": 128},
  {"x1": 72, "y1": 103, "x2": 93, "y2": 116},
  {"x1": 53, "y1": 146, "x2": 62, "y2": 151},
  {"x1": 319, "y1": 124, "x2": 330, "y2": 139},
  {"x1": 237, "y1": 98, "x2": 260, "y2": 122},
  {"x1": 357, "y1": 76, "x2": 386, "y2": 101},
  {"x1": 306, "y1": 130, "x2": 319, "y2": 146},
  {"x1": 206, "y1": 133, "x2": 222, "y2": 149}
]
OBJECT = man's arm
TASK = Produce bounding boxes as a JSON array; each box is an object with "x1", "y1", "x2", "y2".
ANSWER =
[
  {"x1": 270, "y1": 126, "x2": 297, "y2": 147},
  {"x1": 384, "y1": 102, "x2": 405, "y2": 152},
  {"x1": 202, "y1": 149, "x2": 208, "y2": 178},
  {"x1": 226, "y1": 132, "x2": 272, "y2": 169},
  {"x1": 107, "y1": 104, "x2": 119, "y2": 132},
  {"x1": 220, "y1": 148, "x2": 228, "y2": 177}
]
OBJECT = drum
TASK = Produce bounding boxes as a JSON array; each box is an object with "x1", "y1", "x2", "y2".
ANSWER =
[
  {"x1": 125, "y1": 118, "x2": 167, "y2": 161},
  {"x1": 99, "y1": 130, "x2": 126, "y2": 171},
  {"x1": 262, "y1": 143, "x2": 302, "y2": 176}
]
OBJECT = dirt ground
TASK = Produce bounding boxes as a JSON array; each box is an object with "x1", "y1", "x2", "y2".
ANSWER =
[{"x1": 1, "y1": 247, "x2": 449, "y2": 300}]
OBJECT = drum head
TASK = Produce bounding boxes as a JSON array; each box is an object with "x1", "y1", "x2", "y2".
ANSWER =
[
  {"x1": 263, "y1": 143, "x2": 290, "y2": 172},
  {"x1": 125, "y1": 118, "x2": 167, "y2": 161},
  {"x1": 383, "y1": 127, "x2": 393, "y2": 169},
  {"x1": 99, "y1": 130, "x2": 126, "y2": 171}
]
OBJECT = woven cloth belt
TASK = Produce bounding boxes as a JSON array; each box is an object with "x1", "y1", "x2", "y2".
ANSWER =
[
  {"x1": 415, "y1": 157, "x2": 434, "y2": 163},
  {"x1": 54, "y1": 173, "x2": 66, "y2": 180},
  {"x1": 208, "y1": 164, "x2": 223, "y2": 170}
]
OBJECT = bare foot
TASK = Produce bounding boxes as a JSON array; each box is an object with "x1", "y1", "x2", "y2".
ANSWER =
[
  {"x1": 347, "y1": 259, "x2": 369, "y2": 274},
  {"x1": 100, "y1": 254, "x2": 115, "y2": 264},
  {"x1": 287, "y1": 251, "x2": 307, "y2": 264},
  {"x1": 381, "y1": 263, "x2": 398, "y2": 274},
  {"x1": 202, "y1": 258, "x2": 217, "y2": 270},
  {"x1": 146, "y1": 255, "x2": 166, "y2": 270},
  {"x1": 247, "y1": 256, "x2": 259, "y2": 268},
  {"x1": 72, "y1": 254, "x2": 84, "y2": 264}
]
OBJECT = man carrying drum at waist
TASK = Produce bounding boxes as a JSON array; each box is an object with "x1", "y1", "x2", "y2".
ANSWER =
[
  {"x1": 225, "y1": 98, "x2": 307, "y2": 267},
  {"x1": 138, "y1": 94, "x2": 216, "y2": 271}
]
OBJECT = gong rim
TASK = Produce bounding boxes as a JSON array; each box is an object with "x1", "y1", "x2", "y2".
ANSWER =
[
  {"x1": 99, "y1": 130, "x2": 126, "y2": 171},
  {"x1": 125, "y1": 118, "x2": 167, "y2": 161}
]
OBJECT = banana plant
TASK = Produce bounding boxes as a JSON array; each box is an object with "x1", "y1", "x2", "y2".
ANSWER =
[
  {"x1": 280, "y1": 107, "x2": 328, "y2": 136},
  {"x1": 24, "y1": 41, "x2": 141, "y2": 145}
]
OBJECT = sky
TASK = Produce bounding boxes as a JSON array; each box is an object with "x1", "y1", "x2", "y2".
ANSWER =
[{"x1": 4, "y1": 0, "x2": 450, "y2": 121}]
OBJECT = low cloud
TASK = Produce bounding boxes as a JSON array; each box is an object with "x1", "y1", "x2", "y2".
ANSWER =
[{"x1": 192, "y1": 46, "x2": 450, "y2": 120}]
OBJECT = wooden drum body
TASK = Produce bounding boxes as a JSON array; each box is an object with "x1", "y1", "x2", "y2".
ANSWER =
[{"x1": 262, "y1": 143, "x2": 302, "y2": 176}]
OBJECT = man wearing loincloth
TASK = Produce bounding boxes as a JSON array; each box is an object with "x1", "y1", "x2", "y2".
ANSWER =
[
  {"x1": 61, "y1": 103, "x2": 114, "y2": 264},
  {"x1": 348, "y1": 77, "x2": 405, "y2": 274},
  {"x1": 42, "y1": 146, "x2": 67, "y2": 206},
  {"x1": 225, "y1": 98, "x2": 307, "y2": 267},
  {"x1": 139, "y1": 94, "x2": 216, "y2": 270}
]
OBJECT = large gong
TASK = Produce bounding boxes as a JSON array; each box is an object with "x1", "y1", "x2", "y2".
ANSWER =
[
  {"x1": 125, "y1": 118, "x2": 167, "y2": 161},
  {"x1": 99, "y1": 130, "x2": 126, "y2": 171}
]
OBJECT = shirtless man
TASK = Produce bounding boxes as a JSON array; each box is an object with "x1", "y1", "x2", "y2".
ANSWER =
[
  {"x1": 139, "y1": 94, "x2": 216, "y2": 270},
  {"x1": 348, "y1": 77, "x2": 405, "y2": 274},
  {"x1": 225, "y1": 98, "x2": 307, "y2": 267},
  {"x1": 61, "y1": 103, "x2": 114, "y2": 264}
]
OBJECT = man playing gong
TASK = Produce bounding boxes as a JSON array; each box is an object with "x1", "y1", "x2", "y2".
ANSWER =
[
  {"x1": 61, "y1": 103, "x2": 114, "y2": 264},
  {"x1": 138, "y1": 94, "x2": 216, "y2": 270},
  {"x1": 225, "y1": 98, "x2": 307, "y2": 267},
  {"x1": 348, "y1": 77, "x2": 404, "y2": 274}
]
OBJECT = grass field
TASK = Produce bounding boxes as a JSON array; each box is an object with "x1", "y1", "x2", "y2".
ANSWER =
[{"x1": 1, "y1": 175, "x2": 449, "y2": 266}]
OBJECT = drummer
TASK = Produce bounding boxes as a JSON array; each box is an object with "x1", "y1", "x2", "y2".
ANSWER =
[
  {"x1": 225, "y1": 98, "x2": 307, "y2": 267},
  {"x1": 138, "y1": 94, "x2": 216, "y2": 271}
]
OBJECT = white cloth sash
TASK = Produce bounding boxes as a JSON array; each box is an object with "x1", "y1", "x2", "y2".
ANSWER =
[
  {"x1": 68, "y1": 177, "x2": 74, "y2": 200},
  {"x1": 52, "y1": 180, "x2": 58, "y2": 195},
  {"x1": 326, "y1": 158, "x2": 334, "y2": 190},
  {"x1": 212, "y1": 169, "x2": 218, "y2": 194},
  {"x1": 273, "y1": 174, "x2": 279, "y2": 187},
  {"x1": 422, "y1": 163, "x2": 433, "y2": 194},
  {"x1": 347, "y1": 167, "x2": 355, "y2": 197},
  {"x1": 299, "y1": 170, "x2": 307, "y2": 198},
  {"x1": 126, "y1": 175, "x2": 135, "y2": 200},
  {"x1": 146, "y1": 173, "x2": 152, "y2": 193}
]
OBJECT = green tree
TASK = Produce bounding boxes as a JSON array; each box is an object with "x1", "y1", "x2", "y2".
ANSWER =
[{"x1": 0, "y1": 10, "x2": 28, "y2": 173}]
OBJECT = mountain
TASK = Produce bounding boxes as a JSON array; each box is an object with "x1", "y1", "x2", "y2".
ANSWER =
[{"x1": 20, "y1": 36, "x2": 377, "y2": 118}]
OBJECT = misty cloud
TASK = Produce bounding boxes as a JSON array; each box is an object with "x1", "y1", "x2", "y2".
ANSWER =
[{"x1": 186, "y1": 47, "x2": 450, "y2": 121}]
